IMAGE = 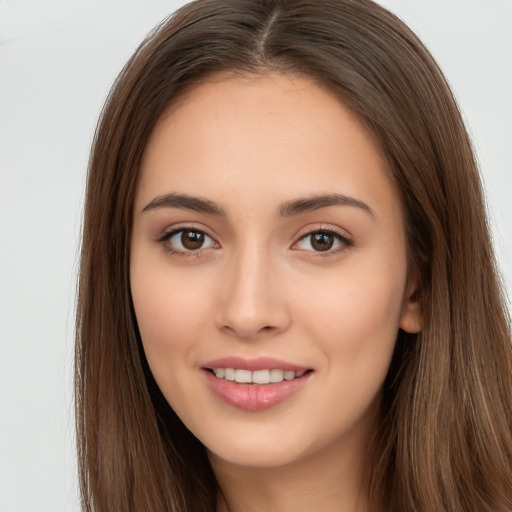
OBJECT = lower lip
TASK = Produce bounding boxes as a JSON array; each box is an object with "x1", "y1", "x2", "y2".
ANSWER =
[{"x1": 203, "y1": 370, "x2": 311, "y2": 411}]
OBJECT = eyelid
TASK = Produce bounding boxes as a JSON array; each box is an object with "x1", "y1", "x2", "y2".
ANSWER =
[
  {"x1": 155, "y1": 222, "x2": 216, "y2": 242},
  {"x1": 291, "y1": 225, "x2": 353, "y2": 254},
  {"x1": 156, "y1": 224, "x2": 220, "y2": 256}
]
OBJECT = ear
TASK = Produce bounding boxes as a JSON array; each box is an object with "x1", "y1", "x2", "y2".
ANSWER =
[{"x1": 399, "y1": 268, "x2": 423, "y2": 333}]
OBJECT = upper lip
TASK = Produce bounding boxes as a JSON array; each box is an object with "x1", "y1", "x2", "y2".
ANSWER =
[{"x1": 202, "y1": 356, "x2": 311, "y2": 373}]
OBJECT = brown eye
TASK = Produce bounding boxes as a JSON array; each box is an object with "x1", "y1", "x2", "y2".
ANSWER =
[
  {"x1": 163, "y1": 228, "x2": 217, "y2": 253},
  {"x1": 311, "y1": 232, "x2": 335, "y2": 251},
  {"x1": 181, "y1": 230, "x2": 205, "y2": 250},
  {"x1": 295, "y1": 230, "x2": 351, "y2": 253}
]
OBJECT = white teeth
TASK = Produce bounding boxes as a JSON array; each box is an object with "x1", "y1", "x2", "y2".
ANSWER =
[
  {"x1": 235, "y1": 369, "x2": 252, "y2": 383},
  {"x1": 269, "y1": 369, "x2": 284, "y2": 383},
  {"x1": 252, "y1": 369, "x2": 270, "y2": 384},
  {"x1": 224, "y1": 368, "x2": 235, "y2": 381},
  {"x1": 211, "y1": 368, "x2": 307, "y2": 384}
]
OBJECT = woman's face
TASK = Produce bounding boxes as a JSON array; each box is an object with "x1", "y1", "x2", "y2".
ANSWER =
[{"x1": 130, "y1": 73, "x2": 421, "y2": 470}]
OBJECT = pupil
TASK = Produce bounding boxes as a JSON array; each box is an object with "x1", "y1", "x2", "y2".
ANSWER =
[
  {"x1": 181, "y1": 230, "x2": 204, "y2": 250},
  {"x1": 312, "y1": 232, "x2": 333, "y2": 251}
]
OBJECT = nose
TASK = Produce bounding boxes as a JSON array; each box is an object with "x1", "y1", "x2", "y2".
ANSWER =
[{"x1": 214, "y1": 245, "x2": 291, "y2": 340}]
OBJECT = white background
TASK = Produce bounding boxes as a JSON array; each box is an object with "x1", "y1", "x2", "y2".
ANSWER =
[{"x1": 0, "y1": 1, "x2": 510, "y2": 511}]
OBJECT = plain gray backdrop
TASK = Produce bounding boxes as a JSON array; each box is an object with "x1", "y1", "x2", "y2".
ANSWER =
[{"x1": 0, "y1": 1, "x2": 511, "y2": 510}]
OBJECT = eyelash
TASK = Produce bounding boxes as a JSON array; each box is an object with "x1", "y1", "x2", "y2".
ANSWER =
[
  {"x1": 156, "y1": 227, "x2": 218, "y2": 258},
  {"x1": 293, "y1": 227, "x2": 353, "y2": 257},
  {"x1": 156, "y1": 226, "x2": 353, "y2": 258}
]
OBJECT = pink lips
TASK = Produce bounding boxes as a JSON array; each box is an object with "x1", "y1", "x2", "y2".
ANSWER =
[{"x1": 202, "y1": 357, "x2": 312, "y2": 411}]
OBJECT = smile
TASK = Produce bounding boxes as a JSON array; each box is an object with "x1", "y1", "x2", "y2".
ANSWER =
[
  {"x1": 211, "y1": 368, "x2": 306, "y2": 384},
  {"x1": 203, "y1": 363, "x2": 313, "y2": 411}
]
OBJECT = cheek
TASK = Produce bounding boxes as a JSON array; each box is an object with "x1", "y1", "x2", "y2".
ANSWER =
[
  {"x1": 130, "y1": 266, "x2": 218, "y2": 426},
  {"x1": 130, "y1": 263, "x2": 213, "y2": 379},
  {"x1": 294, "y1": 262, "x2": 405, "y2": 381},
  {"x1": 290, "y1": 273, "x2": 404, "y2": 442}
]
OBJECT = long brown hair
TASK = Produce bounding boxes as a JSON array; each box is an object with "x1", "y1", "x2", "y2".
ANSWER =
[{"x1": 76, "y1": 0, "x2": 512, "y2": 510}]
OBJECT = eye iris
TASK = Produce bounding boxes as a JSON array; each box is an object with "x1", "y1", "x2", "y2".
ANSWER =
[
  {"x1": 181, "y1": 230, "x2": 204, "y2": 250},
  {"x1": 311, "y1": 232, "x2": 334, "y2": 251}
]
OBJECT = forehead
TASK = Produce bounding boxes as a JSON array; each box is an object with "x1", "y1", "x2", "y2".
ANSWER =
[{"x1": 137, "y1": 72, "x2": 399, "y2": 221}]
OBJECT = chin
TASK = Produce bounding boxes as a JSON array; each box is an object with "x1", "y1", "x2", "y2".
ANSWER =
[{"x1": 207, "y1": 438, "x2": 308, "y2": 469}]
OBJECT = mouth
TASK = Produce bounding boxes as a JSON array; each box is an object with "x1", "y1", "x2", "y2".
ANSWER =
[
  {"x1": 202, "y1": 359, "x2": 314, "y2": 411},
  {"x1": 207, "y1": 367, "x2": 311, "y2": 384}
]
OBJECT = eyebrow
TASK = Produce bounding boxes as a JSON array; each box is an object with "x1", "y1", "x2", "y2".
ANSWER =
[
  {"x1": 142, "y1": 193, "x2": 226, "y2": 216},
  {"x1": 279, "y1": 193, "x2": 374, "y2": 218},
  {"x1": 142, "y1": 192, "x2": 374, "y2": 218}
]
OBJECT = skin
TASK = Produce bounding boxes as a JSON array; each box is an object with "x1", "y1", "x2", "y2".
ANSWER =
[{"x1": 130, "y1": 73, "x2": 422, "y2": 512}]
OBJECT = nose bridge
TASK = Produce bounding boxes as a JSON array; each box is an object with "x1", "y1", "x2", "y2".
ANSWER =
[{"x1": 216, "y1": 238, "x2": 288, "y2": 338}]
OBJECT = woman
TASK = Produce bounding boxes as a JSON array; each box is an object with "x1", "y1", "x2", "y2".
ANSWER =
[{"x1": 75, "y1": 0, "x2": 512, "y2": 510}]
